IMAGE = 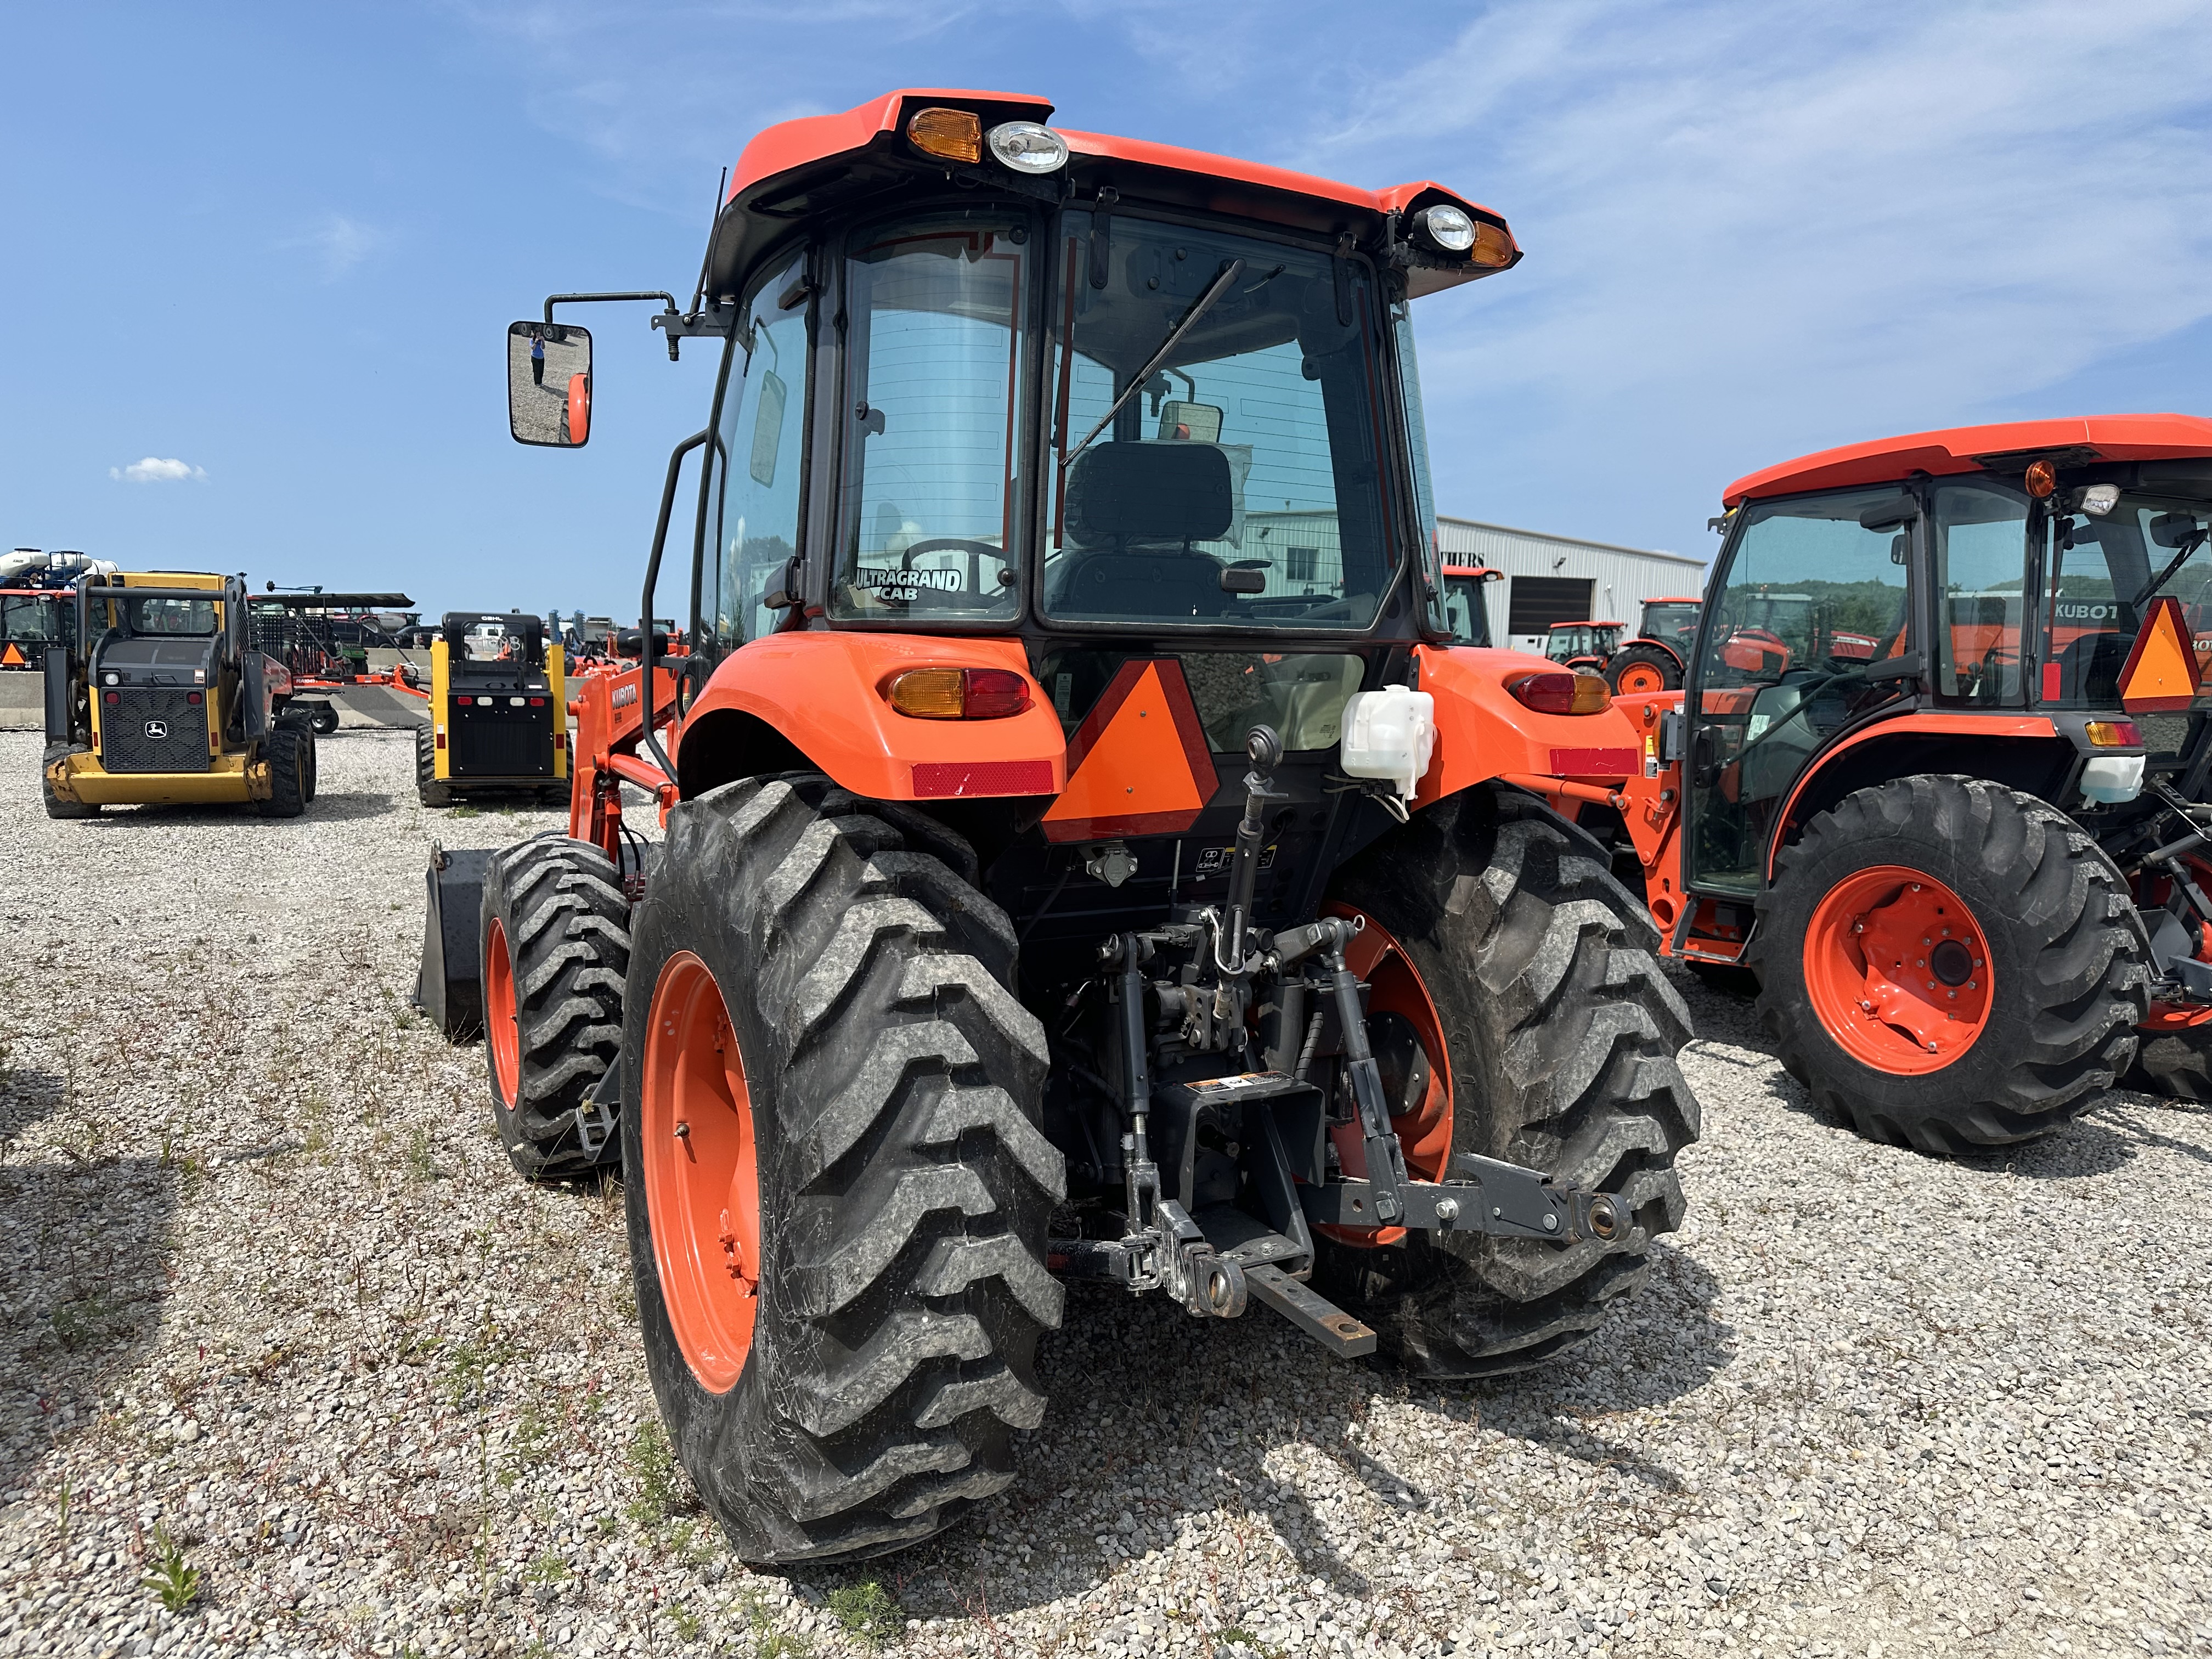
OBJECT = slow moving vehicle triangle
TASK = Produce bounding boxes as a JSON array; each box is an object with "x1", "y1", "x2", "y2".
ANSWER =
[
  {"x1": 1042, "y1": 658, "x2": 1220, "y2": 843},
  {"x1": 2118, "y1": 595, "x2": 2202, "y2": 713}
]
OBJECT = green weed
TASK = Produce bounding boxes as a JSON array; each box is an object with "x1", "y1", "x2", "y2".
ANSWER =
[
  {"x1": 666, "y1": 1600, "x2": 704, "y2": 1643},
  {"x1": 444, "y1": 1317, "x2": 519, "y2": 1409},
  {"x1": 739, "y1": 1584, "x2": 813, "y2": 1658},
  {"x1": 406, "y1": 1127, "x2": 441, "y2": 1182},
  {"x1": 502, "y1": 1398, "x2": 556, "y2": 1486},
  {"x1": 452, "y1": 805, "x2": 481, "y2": 819},
  {"x1": 523, "y1": 1550, "x2": 571, "y2": 1585},
  {"x1": 142, "y1": 1524, "x2": 201, "y2": 1613},
  {"x1": 625, "y1": 1419, "x2": 696, "y2": 1528},
  {"x1": 828, "y1": 1579, "x2": 904, "y2": 1649}
]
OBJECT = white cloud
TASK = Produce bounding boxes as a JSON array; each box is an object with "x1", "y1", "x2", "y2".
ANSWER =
[{"x1": 111, "y1": 457, "x2": 208, "y2": 483}]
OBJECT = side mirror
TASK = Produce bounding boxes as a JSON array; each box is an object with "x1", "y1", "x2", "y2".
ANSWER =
[
  {"x1": 509, "y1": 321, "x2": 593, "y2": 447},
  {"x1": 1158, "y1": 400, "x2": 1224, "y2": 443}
]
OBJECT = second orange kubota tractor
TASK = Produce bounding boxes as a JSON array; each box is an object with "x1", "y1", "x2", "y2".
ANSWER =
[
  {"x1": 415, "y1": 91, "x2": 1706, "y2": 1563},
  {"x1": 1522, "y1": 415, "x2": 2212, "y2": 1149}
]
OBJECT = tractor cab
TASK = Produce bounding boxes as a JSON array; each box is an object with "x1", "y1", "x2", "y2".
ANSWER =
[
  {"x1": 1638, "y1": 597, "x2": 1702, "y2": 655},
  {"x1": 1543, "y1": 620, "x2": 1622, "y2": 669},
  {"x1": 1438, "y1": 563, "x2": 1499, "y2": 646}
]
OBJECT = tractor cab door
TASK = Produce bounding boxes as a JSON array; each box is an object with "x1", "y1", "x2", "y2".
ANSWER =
[{"x1": 1684, "y1": 487, "x2": 1921, "y2": 893}]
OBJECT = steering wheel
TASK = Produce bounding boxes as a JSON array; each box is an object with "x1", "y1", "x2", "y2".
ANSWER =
[{"x1": 897, "y1": 538, "x2": 1013, "y2": 595}]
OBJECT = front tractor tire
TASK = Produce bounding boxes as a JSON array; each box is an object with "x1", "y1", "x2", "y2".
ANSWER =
[
  {"x1": 1314, "y1": 786, "x2": 1701, "y2": 1377},
  {"x1": 1750, "y1": 775, "x2": 2147, "y2": 1151},
  {"x1": 621, "y1": 775, "x2": 1063, "y2": 1565},
  {"x1": 478, "y1": 834, "x2": 631, "y2": 1179},
  {"x1": 1606, "y1": 644, "x2": 1681, "y2": 696}
]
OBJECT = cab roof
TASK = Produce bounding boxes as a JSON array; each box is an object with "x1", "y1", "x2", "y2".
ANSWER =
[
  {"x1": 708, "y1": 88, "x2": 1518, "y2": 304},
  {"x1": 1723, "y1": 414, "x2": 2212, "y2": 507}
]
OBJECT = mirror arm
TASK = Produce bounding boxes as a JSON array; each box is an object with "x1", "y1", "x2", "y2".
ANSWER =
[
  {"x1": 538, "y1": 290, "x2": 736, "y2": 362},
  {"x1": 640, "y1": 429, "x2": 712, "y2": 781}
]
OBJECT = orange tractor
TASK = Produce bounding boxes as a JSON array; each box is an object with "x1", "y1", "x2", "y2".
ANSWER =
[
  {"x1": 418, "y1": 89, "x2": 1701, "y2": 1564},
  {"x1": 1530, "y1": 415, "x2": 2212, "y2": 1149},
  {"x1": 1537, "y1": 598, "x2": 1718, "y2": 697}
]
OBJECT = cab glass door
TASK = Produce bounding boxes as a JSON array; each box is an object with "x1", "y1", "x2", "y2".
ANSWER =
[{"x1": 1686, "y1": 488, "x2": 1916, "y2": 893}]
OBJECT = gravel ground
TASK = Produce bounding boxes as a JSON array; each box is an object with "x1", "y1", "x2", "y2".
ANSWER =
[{"x1": 2, "y1": 721, "x2": 2208, "y2": 1659}]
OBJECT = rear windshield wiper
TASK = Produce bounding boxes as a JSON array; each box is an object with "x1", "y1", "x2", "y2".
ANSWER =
[{"x1": 1062, "y1": 258, "x2": 1245, "y2": 468}]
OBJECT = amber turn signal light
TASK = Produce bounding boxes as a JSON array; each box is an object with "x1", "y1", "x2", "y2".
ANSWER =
[
  {"x1": 1507, "y1": 670, "x2": 1612, "y2": 715},
  {"x1": 2086, "y1": 720, "x2": 2142, "y2": 747},
  {"x1": 1468, "y1": 222, "x2": 1515, "y2": 269},
  {"x1": 907, "y1": 107, "x2": 982, "y2": 164},
  {"x1": 885, "y1": 667, "x2": 1032, "y2": 720},
  {"x1": 2025, "y1": 459, "x2": 2058, "y2": 499}
]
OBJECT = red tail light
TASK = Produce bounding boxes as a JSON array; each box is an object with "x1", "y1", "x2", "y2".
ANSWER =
[
  {"x1": 1508, "y1": 671, "x2": 1611, "y2": 715},
  {"x1": 103, "y1": 691, "x2": 119, "y2": 705},
  {"x1": 884, "y1": 667, "x2": 1034, "y2": 720},
  {"x1": 187, "y1": 691, "x2": 204, "y2": 706}
]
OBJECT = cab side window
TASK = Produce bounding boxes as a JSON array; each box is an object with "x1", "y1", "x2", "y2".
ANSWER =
[
  {"x1": 714, "y1": 254, "x2": 811, "y2": 647},
  {"x1": 1688, "y1": 488, "x2": 1916, "y2": 890},
  {"x1": 1932, "y1": 482, "x2": 2029, "y2": 704}
]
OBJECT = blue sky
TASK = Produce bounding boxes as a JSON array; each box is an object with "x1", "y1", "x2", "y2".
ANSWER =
[{"x1": 4, "y1": 1, "x2": 2209, "y2": 617}]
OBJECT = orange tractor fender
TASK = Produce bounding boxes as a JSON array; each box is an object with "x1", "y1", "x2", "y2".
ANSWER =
[
  {"x1": 672, "y1": 633, "x2": 1066, "y2": 805},
  {"x1": 1414, "y1": 644, "x2": 1647, "y2": 810}
]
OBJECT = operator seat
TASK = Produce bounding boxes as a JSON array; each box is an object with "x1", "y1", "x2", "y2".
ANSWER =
[
  {"x1": 2056, "y1": 630, "x2": 2131, "y2": 704},
  {"x1": 1049, "y1": 442, "x2": 1236, "y2": 619}
]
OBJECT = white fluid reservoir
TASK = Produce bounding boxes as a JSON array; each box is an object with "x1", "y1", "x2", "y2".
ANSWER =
[{"x1": 1339, "y1": 685, "x2": 1436, "y2": 799}]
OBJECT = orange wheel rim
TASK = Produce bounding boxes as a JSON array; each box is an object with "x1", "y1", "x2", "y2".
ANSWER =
[
  {"x1": 1318, "y1": 905, "x2": 1453, "y2": 1247},
  {"x1": 641, "y1": 951, "x2": 760, "y2": 1394},
  {"x1": 1803, "y1": 865, "x2": 1991, "y2": 1075},
  {"x1": 1617, "y1": 662, "x2": 1666, "y2": 694},
  {"x1": 485, "y1": 918, "x2": 521, "y2": 1107}
]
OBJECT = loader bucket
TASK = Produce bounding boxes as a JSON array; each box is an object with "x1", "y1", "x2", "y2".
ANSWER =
[{"x1": 416, "y1": 843, "x2": 492, "y2": 1040}]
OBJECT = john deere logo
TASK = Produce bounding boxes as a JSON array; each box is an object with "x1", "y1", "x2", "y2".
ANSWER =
[{"x1": 144, "y1": 719, "x2": 169, "y2": 739}]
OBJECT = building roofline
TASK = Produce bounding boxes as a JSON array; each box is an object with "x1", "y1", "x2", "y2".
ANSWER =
[{"x1": 1436, "y1": 516, "x2": 1706, "y2": 568}]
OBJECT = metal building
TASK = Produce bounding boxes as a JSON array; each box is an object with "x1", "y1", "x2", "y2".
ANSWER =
[{"x1": 1438, "y1": 516, "x2": 1709, "y2": 653}]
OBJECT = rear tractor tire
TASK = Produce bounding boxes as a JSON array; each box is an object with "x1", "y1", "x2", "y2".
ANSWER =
[
  {"x1": 621, "y1": 775, "x2": 1062, "y2": 1564},
  {"x1": 41, "y1": 740, "x2": 98, "y2": 820},
  {"x1": 1605, "y1": 644, "x2": 1681, "y2": 696},
  {"x1": 478, "y1": 834, "x2": 631, "y2": 1179},
  {"x1": 1312, "y1": 785, "x2": 1701, "y2": 1377},
  {"x1": 416, "y1": 724, "x2": 455, "y2": 807},
  {"x1": 1750, "y1": 775, "x2": 2147, "y2": 1150}
]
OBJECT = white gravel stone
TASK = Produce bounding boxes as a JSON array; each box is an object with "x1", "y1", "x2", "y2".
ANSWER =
[{"x1": 1, "y1": 723, "x2": 2208, "y2": 1658}]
